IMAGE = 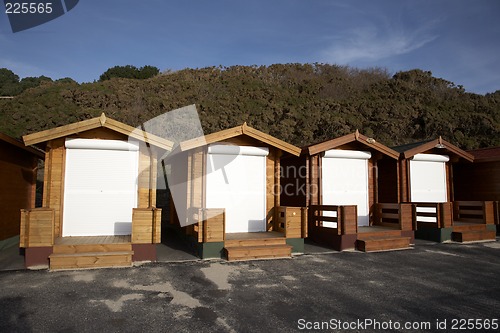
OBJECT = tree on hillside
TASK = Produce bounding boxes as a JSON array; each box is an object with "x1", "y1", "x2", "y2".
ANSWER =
[
  {"x1": 0, "y1": 68, "x2": 56, "y2": 96},
  {"x1": 0, "y1": 68, "x2": 21, "y2": 96},
  {"x1": 99, "y1": 65, "x2": 160, "y2": 81},
  {"x1": 19, "y1": 76, "x2": 53, "y2": 91}
]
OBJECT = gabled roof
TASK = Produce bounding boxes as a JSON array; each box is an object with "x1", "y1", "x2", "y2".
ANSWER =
[
  {"x1": 179, "y1": 122, "x2": 301, "y2": 156},
  {"x1": 0, "y1": 132, "x2": 44, "y2": 158},
  {"x1": 467, "y1": 146, "x2": 500, "y2": 162},
  {"x1": 23, "y1": 113, "x2": 173, "y2": 151},
  {"x1": 393, "y1": 136, "x2": 474, "y2": 162},
  {"x1": 306, "y1": 130, "x2": 399, "y2": 159}
]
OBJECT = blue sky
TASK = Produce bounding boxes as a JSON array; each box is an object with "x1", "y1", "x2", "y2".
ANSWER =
[{"x1": 1, "y1": 0, "x2": 499, "y2": 94}]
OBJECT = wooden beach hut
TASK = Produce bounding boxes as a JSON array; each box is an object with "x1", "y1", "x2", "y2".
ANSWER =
[
  {"x1": 167, "y1": 123, "x2": 306, "y2": 261},
  {"x1": 281, "y1": 130, "x2": 414, "y2": 252},
  {"x1": 453, "y1": 146, "x2": 500, "y2": 231},
  {"x1": 20, "y1": 114, "x2": 173, "y2": 269},
  {"x1": 394, "y1": 137, "x2": 496, "y2": 242},
  {"x1": 0, "y1": 133, "x2": 44, "y2": 250}
]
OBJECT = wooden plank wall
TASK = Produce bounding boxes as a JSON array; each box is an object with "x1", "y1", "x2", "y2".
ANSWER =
[
  {"x1": 368, "y1": 159, "x2": 375, "y2": 221},
  {"x1": 377, "y1": 158, "x2": 399, "y2": 203},
  {"x1": 0, "y1": 140, "x2": 38, "y2": 241},
  {"x1": 340, "y1": 205, "x2": 358, "y2": 235},
  {"x1": 284, "y1": 207, "x2": 302, "y2": 238},
  {"x1": 137, "y1": 143, "x2": 158, "y2": 208},
  {"x1": 439, "y1": 202, "x2": 453, "y2": 228},
  {"x1": 453, "y1": 161, "x2": 500, "y2": 201},
  {"x1": 43, "y1": 138, "x2": 66, "y2": 238},
  {"x1": 400, "y1": 159, "x2": 409, "y2": 202},
  {"x1": 279, "y1": 156, "x2": 308, "y2": 207},
  {"x1": 201, "y1": 208, "x2": 225, "y2": 242},
  {"x1": 309, "y1": 155, "x2": 320, "y2": 205},
  {"x1": 19, "y1": 208, "x2": 54, "y2": 247},
  {"x1": 132, "y1": 208, "x2": 162, "y2": 243},
  {"x1": 266, "y1": 147, "x2": 276, "y2": 229}
]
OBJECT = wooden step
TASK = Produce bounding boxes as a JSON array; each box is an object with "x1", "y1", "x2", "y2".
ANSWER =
[
  {"x1": 453, "y1": 223, "x2": 489, "y2": 232},
  {"x1": 53, "y1": 243, "x2": 132, "y2": 254},
  {"x1": 49, "y1": 251, "x2": 134, "y2": 270},
  {"x1": 225, "y1": 244, "x2": 292, "y2": 261},
  {"x1": 356, "y1": 236, "x2": 411, "y2": 252},
  {"x1": 224, "y1": 237, "x2": 286, "y2": 248},
  {"x1": 451, "y1": 230, "x2": 496, "y2": 243}
]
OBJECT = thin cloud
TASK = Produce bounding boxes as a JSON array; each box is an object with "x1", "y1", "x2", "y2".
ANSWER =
[{"x1": 321, "y1": 21, "x2": 439, "y2": 64}]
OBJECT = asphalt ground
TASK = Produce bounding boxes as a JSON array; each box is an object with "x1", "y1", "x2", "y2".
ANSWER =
[{"x1": 1, "y1": 239, "x2": 499, "y2": 333}]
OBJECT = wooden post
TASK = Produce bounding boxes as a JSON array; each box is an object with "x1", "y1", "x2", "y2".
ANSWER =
[
  {"x1": 152, "y1": 208, "x2": 157, "y2": 243},
  {"x1": 439, "y1": 202, "x2": 453, "y2": 228},
  {"x1": 399, "y1": 203, "x2": 413, "y2": 231},
  {"x1": 483, "y1": 201, "x2": 495, "y2": 225},
  {"x1": 301, "y1": 207, "x2": 308, "y2": 238},
  {"x1": 337, "y1": 206, "x2": 343, "y2": 236}
]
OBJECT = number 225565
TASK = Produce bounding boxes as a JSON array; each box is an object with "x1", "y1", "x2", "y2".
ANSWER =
[{"x1": 5, "y1": 2, "x2": 53, "y2": 14}]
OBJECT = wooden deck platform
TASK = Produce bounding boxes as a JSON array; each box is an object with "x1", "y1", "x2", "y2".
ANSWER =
[
  {"x1": 50, "y1": 235, "x2": 133, "y2": 270},
  {"x1": 54, "y1": 235, "x2": 131, "y2": 245},
  {"x1": 224, "y1": 231, "x2": 291, "y2": 261}
]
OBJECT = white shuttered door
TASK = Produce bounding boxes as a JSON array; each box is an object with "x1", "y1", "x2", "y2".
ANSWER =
[
  {"x1": 62, "y1": 139, "x2": 139, "y2": 237},
  {"x1": 409, "y1": 154, "x2": 449, "y2": 203},
  {"x1": 321, "y1": 150, "x2": 371, "y2": 227},
  {"x1": 205, "y1": 144, "x2": 268, "y2": 233}
]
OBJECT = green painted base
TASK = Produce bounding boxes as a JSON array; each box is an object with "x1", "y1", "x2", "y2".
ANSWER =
[
  {"x1": 0, "y1": 235, "x2": 19, "y2": 251},
  {"x1": 197, "y1": 242, "x2": 225, "y2": 259},
  {"x1": 486, "y1": 224, "x2": 496, "y2": 233},
  {"x1": 415, "y1": 227, "x2": 452, "y2": 243},
  {"x1": 286, "y1": 238, "x2": 304, "y2": 254}
]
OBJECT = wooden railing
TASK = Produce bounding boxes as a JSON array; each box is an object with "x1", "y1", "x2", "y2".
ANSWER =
[
  {"x1": 309, "y1": 205, "x2": 357, "y2": 236},
  {"x1": 373, "y1": 203, "x2": 413, "y2": 231},
  {"x1": 132, "y1": 207, "x2": 162, "y2": 244},
  {"x1": 453, "y1": 201, "x2": 495, "y2": 225},
  {"x1": 412, "y1": 202, "x2": 453, "y2": 229},
  {"x1": 275, "y1": 206, "x2": 307, "y2": 238},
  {"x1": 194, "y1": 208, "x2": 225, "y2": 243},
  {"x1": 19, "y1": 208, "x2": 55, "y2": 247}
]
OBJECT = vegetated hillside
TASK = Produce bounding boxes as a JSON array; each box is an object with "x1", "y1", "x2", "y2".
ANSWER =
[{"x1": 0, "y1": 63, "x2": 499, "y2": 149}]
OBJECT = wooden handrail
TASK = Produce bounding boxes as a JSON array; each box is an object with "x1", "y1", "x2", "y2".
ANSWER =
[
  {"x1": 308, "y1": 205, "x2": 357, "y2": 235},
  {"x1": 276, "y1": 206, "x2": 307, "y2": 238},
  {"x1": 373, "y1": 203, "x2": 412, "y2": 231},
  {"x1": 453, "y1": 201, "x2": 495, "y2": 225}
]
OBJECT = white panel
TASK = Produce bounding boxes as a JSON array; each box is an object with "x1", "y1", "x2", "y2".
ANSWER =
[
  {"x1": 410, "y1": 159, "x2": 447, "y2": 203},
  {"x1": 321, "y1": 155, "x2": 370, "y2": 226},
  {"x1": 411, "y1": 153, "x2": 449, "y2": 162},
  {"x1": 63, "y1": 144, "x2": 138, "y2": 236},
  {"x1": 321, "y1": 210, "x2": 337, "y2": 228},
  {"x1": 206, "y1": 146, "x2": 267, "y2": 233},
  {"x1": 207, "y1": 144, "x2": 269, "y2": 156},
  {"x1": 323, "y1": 149, "x2": 371, "y2": 159},
  {"x1": 416, "y1": 207, "x2": 437, "y2": 213},
  {"x1": 416, "y1": 216, "x2": 438, "y2": 223},
  {"x1": 65, "y1": 138, "x2": 139, "y2": 151}
]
